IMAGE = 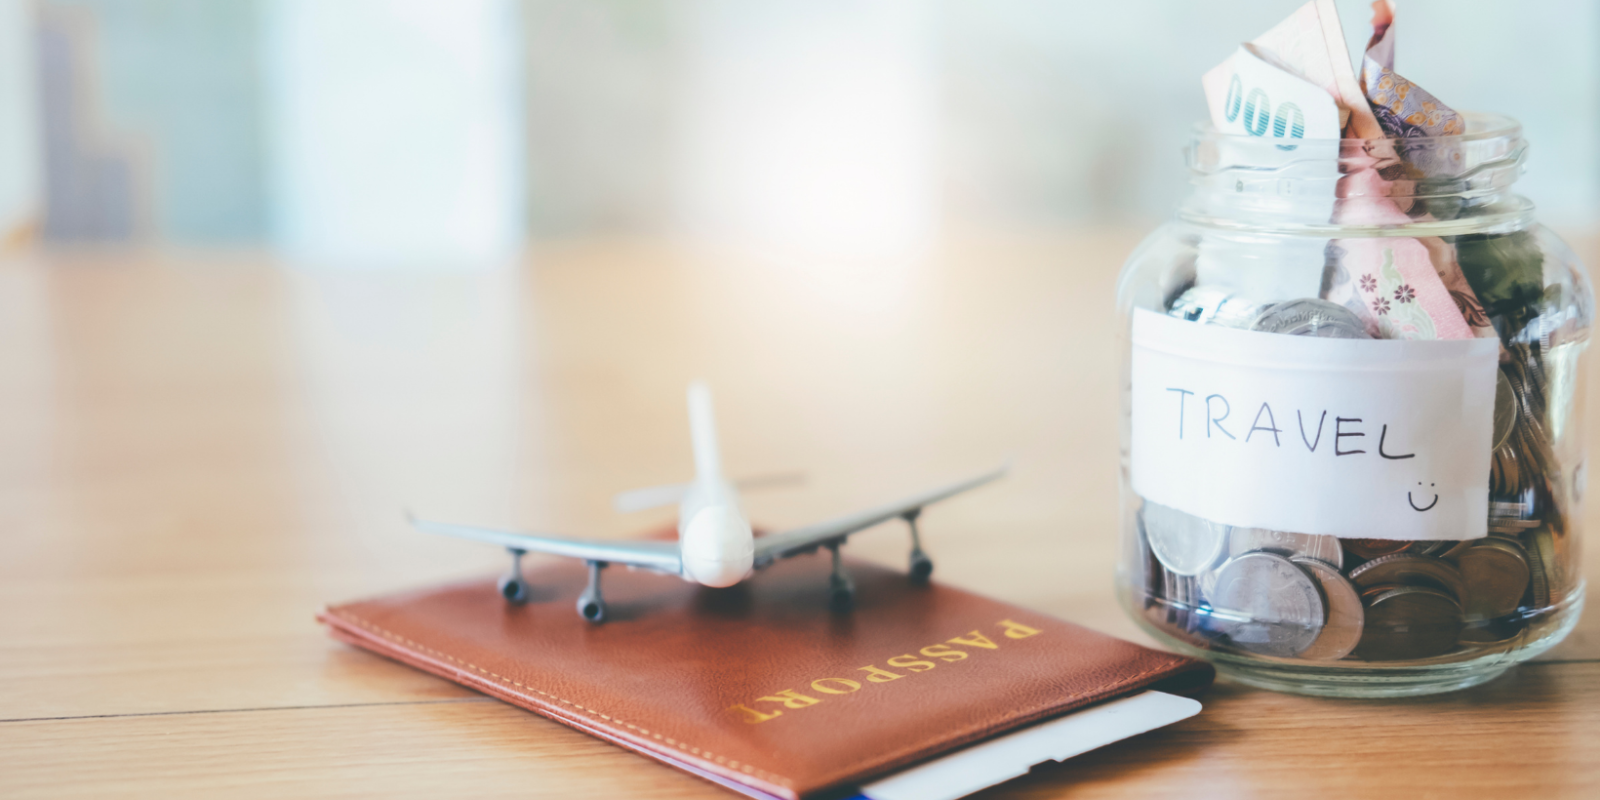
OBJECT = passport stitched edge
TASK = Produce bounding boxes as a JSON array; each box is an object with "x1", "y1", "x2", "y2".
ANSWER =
[{"x1": 325, "y1": 608, "x2": 796, "y2": 792}]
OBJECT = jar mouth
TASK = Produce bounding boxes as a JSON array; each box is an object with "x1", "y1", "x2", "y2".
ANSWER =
[
  {"x1": 1183, "y1": 111, "x2": 1533, "y2": 234},
  {"x1": 1190, "y1": 111, "x2": 1521, "y2": 149}
]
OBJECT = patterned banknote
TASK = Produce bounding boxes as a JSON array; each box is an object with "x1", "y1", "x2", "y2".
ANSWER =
[
  {"x1": 1361, "y1": 0, "x2": 1464, "y2": 139},
  {"x1": 1323, "y1": 237, "x2": 1476, "y2": 340}
]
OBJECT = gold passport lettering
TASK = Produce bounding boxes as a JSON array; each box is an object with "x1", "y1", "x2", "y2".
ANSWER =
[{"x1": 727, "y1": 618, "x2": 1043, "y2": 723}]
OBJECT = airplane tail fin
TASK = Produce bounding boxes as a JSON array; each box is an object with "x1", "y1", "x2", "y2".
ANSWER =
[{"x1": 687, "y1": 380, "x2": 724, "y2": 481}]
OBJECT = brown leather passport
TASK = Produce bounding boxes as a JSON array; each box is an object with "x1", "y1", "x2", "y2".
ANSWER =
[{"x1": 320, "y1": 554, "x2": 1213, "y2": 800}]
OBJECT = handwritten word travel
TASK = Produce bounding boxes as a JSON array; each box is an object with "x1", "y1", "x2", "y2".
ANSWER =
[{"x1": 1164, "y1": 387, "x2": 1415, "y2": 459}]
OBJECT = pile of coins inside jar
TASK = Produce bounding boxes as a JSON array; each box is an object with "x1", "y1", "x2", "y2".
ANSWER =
[{"x1": 1135, "y1": 285, "x2": 1574, "y2": 663}]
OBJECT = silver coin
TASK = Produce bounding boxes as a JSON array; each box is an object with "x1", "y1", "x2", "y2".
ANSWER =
[
  {"x1": 1158, "y1": 568, "x2": 1199, "y2": 635},
  {"x1": 1196, "y1": 562, "x2": 1221, "y2": 605},
  {"x1": 1173, "y1": 574, "x2": 1202, "y2": 634},
  {"x1": 1250, "y1": 298, "x2": 1372, "y2": 339},
  {"x1": 1290, "y1": 557, "x2": 1363, "y2": 661},
  {"x1": 1209, "y1": 551, "x2": 1326, "y2": 658},
  {"x1": 1134, "y1": 512, "x2": 1162, "y2": 604},
  {"x1": 1141, "y1": 502, "x2": 1230, "y2": 577},
  {"x1": 1228, "y1": 528, "x2": 1344, "y2": 570},
  {"x1": 1166, "y1": 286, "x2": 1263, "y2": 329}
]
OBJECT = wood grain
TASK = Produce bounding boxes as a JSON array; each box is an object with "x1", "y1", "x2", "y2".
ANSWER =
[{"x1": 1, "y1": 232, "x2": 1596, "y2": 798}]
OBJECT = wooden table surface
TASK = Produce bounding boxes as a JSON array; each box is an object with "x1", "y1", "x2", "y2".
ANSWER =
[{"x1": 2, "y1": 231, "x2": 1596, "y2": 799}]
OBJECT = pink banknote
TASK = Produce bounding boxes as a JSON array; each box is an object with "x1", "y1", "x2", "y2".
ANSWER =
[{"x1": 1200, "y1": 1, "x2": 1491, "y2": 341}]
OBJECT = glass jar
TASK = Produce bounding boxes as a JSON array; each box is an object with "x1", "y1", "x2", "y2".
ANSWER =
[{"x1": 1115, "y1": 113, "x2": 1591, "y2": 696}]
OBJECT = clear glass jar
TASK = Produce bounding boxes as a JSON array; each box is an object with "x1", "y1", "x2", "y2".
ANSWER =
[{"x1": 1115, "y1": 113, "x2": 1591, "y2": 696}]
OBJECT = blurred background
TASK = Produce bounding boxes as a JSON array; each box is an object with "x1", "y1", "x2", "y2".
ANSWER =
[{"x1": 1, "y1": 0, "x2": 1595, "y2": 264}]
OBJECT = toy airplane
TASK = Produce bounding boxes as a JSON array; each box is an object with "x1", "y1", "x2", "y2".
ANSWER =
[{"x1": 409, "y1": 381, "x2": 1006, "y2": 623}]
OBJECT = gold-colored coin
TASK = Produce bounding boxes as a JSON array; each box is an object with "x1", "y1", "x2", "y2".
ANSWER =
[
  {"x1": 1343, "y1": 538, "x2": 1410, "y2": 561},
  {"x1": 1349, "y1": 554, "x2": 1468, "y2": 605},
  {"x1": 1453, "y1": 538, "x2": 1529, "y2": 620},
  {"x1": 1356, "y1": 586, "x2": 1463, "y2": 661},
  {"x1": 1458, "y1": 618, "x2": 1523, "y2": 647},
  {"x1": 1523, "y1": 527, "x2": 1558, "y2": 609},
  {"x1": 1407, "y1": 541, "x2": 1453, "y2": 557},
  {"x1": 1492, "y1": 370, "x2": 1516, "y2": 451}
]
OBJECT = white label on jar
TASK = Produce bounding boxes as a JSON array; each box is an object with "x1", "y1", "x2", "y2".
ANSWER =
[{"x1": 1130, "y1": 309, "x2": 1498, "y2": 541}]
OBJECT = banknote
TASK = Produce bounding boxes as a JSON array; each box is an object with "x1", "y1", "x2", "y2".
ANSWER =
[
  {"x1": 1322, "y1": 207, "x2": 1495, "y2": 341},
  {"x1": 1350, "y1": 1, "x2": 1491, "y2": 339},
  {"x1": 1248, "y1": 0, "x2": 1383, "y2": 140},
  {"x1": 1199, "y1": 43, "x2": 1344, "y2": 299},
  {"x1": 1202, "y1": 43, "x2": 1344, "y2": 145},
  {"x1": 1323, "y1": 238, "x2": 1474, "y2": 340},
  {"x1": 1362, "y1": 0, "x2": 1464, "y2": 139}
]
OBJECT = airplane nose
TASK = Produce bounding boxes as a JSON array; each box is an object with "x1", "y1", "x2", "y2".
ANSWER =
[{"x1": 681, "y1": 505, "x2": 754, "y2": 587}]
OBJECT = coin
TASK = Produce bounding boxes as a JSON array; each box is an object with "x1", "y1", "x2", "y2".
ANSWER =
[
  {"x1": 1196, "y1": 562, "x2": 1221, "y2": 603},
  {"x1": 1524, "y1": 528, "x2": 1555, "y2": 609},
  {"x1": 1348, "y1": 553, "x2": 1468, "y2": 604},
  {"x1": 1250, "y1": 298, "x2": 1371, "y2": 339},
  {"x1": 1160, "y1": 568, "x2": 1178, "y2": 626},
  {"x1": 1538, "y1": 527, "x2": 1568, "y2": 604},
  {"x1": 1454, "y1": 538, "x2": 1530, "y2": 620},
  {"x1": 1134, "y1": 511, "x2": 1161, "y2": 606},
  {"x1": 1141, "y1": 502, "x2": 1229, "y2": 577},
  {"x1": 1458, "y1": 618, "x2": 1524, "y2": 647},
  {"x1": 1174, "y1": 574, "x2": 1202, "y2": 634},
  {"x1": 1490, "y1": 499, "x2": 1533, "y2": 518},
  {"x1": 1356, "y1": 585, "x2": 1462, "y2": 661},
  {"x1": 1229, "y1": 528, "x2": 1343, "y2": 570},
  {"x1": 1155, "y1": 567, "x2": 1201, "y2": 637},
  {"x1": 1407, "y1": 540, "x2": 1453, "y2": 558},
  {"x1": 1209, "y1": 552, "x2": 1325, "y2": 658},
  {"x1": 1492, "y1": 371, "x2": 1517, "y2": 452},
  {"x1": 1358, "y1": 583, "x2": 1402, "y2": 602},
  {"x1": 1166, "y1": 286, "x2": 1262, "y2": 329},
  {"x1": 1488, "y1": 518, "x2": 1541, "y2": 534},
  {"x1": 1290, "y1": 557, "x2": 1363, "y2": 661},
  {"x1": 1343, "y1": 538, "x2": 1411, "y2": 561}
]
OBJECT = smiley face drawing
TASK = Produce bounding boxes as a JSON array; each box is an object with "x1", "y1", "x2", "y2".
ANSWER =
[{"x1": 1408, "y1": 482, "x2": 1439, "y2": 512}]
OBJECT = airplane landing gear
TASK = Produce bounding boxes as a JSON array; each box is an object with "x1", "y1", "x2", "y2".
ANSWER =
[
  {"x1": 827, "y1": 542, "x2": 855, "y2": 613},
  {"x1": 577, "y1": 560, "x2": 608, "y2": 623},
  {"x1": 499, "y1": 548, "x2": 530, "y2": 604},
  {"x1": 904, "y1": 509, "x2": 933, "y2": 584}
]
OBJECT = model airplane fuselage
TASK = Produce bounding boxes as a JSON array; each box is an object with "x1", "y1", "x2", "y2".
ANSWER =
[
  {"x1": 675, "y1": 383, "x2": 756, "y2": 587},
  {"x1": 411, "y1": 382, "x2": 1005, "y2": 622}
]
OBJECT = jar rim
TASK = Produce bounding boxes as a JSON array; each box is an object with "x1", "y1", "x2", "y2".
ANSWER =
[
  {"x1": 1182, "y1": 109, "x2": 1534, "y2": 235},
  {"x1": 1191, "y1": 111, "x2": 1522, "y2": 148}
]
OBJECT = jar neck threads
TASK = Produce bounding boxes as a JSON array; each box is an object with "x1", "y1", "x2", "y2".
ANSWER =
[{"x1": 1181, "y1": 111, "x2": 1532, "y2": 236}]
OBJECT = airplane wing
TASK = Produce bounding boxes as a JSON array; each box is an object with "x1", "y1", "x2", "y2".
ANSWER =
[
  {"x1": 409, "y1": 516, "x2": 683, "y2": 575},
  {"x1": 752, "y1": 464, "x2": 1008, "y2": 565}
]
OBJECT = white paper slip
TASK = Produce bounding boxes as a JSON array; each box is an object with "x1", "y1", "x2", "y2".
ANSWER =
[
  {"x1": 1130, "y1": 309, "x2": 1498, "y2": 541},
  {"x1": 856, "y1": 690, "x2": 1202, "y2": 800}
]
